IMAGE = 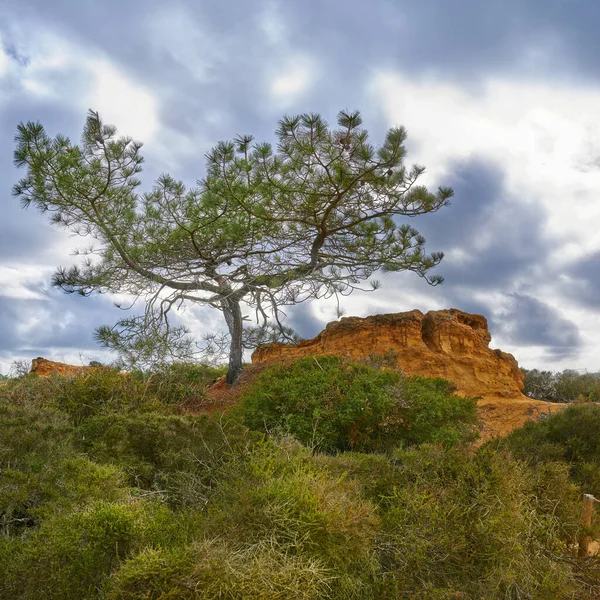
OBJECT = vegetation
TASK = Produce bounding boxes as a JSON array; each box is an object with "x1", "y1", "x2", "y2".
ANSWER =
[
  {"x1": 239, "y1": 355, "x2": 478, "y2": 451},
  {"x1": 14, "y1": 110, "x2": 452, "y2": 383},
  {"x1": 0, "y1": 359, "x2": 599, "y2": 599},
  {"x1": 523, "y1": 368, "x2": 600, "y2": 402},
  {"x1": 498, "y1": 402, "x2": 600, "y2": 498},
  {"x1": 2, "y1": 362, "x2": 225, "y2": 422}
]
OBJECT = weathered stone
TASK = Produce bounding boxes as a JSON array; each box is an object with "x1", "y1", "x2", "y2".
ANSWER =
[
  {"x1": 30, "y1": 357, "x2": 96, "y2": 377},
  {"x1": 253, "y1": 309, "x2": 523, "y2": 398},
  {"x1": 252, "y1": 308, "x2": 564, "y2": 441}
]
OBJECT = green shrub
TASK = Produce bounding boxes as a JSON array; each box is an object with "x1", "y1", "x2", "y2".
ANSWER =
[
  {"x1": 523, "y1": 368, "x2": 600, "y2": 402},
  {"x1": 1, "y1": 361, "x2": 597, "y2": 599},
  {"x1": 394, "y1": 376, "x2": 479, "y2": 446},
  {"x1": 1, "y1": 369, "x2": 162, "y2": 422},
  {"x1": 498, "y1": 403, "x2": 600, "y2": 497},
  {"x1": 109, "y1": 539, "x2": 331, "y2": 600},
  {"x1": 52, "y1": 369, "x2": 166, "y2": 422},
  {"x1": 1, "y1": 457, "x2": 126, "y2": 537},
  {"x1": 0, "y1": 499, "x2": 204, "y2": 600},
  {"x1": 206, "y1": 437, "x2": 382, "y2": 599},
  {"x1": 377, "y1": 444, "x2": 584, "y2": 599},
  {"x1": 2, "y1": 501, "x2": 142, "y2": 599},
  {"x1": 0, "y1": 404, "x2": 74, "y2": 470},
  {"x1": 240, "y1": 356, "x2": 400, "y2": 451},
  {"x1": 77, "y1": 413, "x2": 254, "y2": 505},
  {"x1": 239, "y1": 356, "x2": 478, "y2": 452},
  {"x1": 313, "y1": 451, "x2": 398, "y2": 503},
  {"x1": 0, "y1": 404, "x2": 126, "y2": 536},
  {"x1": 108, "y1": 545, "x2": 196, "y2": 599},
  {"x1": 134, "y1": 362, "x2": 227, "y2": 409}
]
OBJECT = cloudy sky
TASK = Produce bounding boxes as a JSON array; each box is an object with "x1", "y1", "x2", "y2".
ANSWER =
[{"x1": 1, "y1": 0, "x2": 600, "y2": 374}]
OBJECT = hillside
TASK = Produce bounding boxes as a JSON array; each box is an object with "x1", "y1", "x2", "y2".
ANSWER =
[{"x1": 0, "y1": 353, "x2": 599, "y2": 598}]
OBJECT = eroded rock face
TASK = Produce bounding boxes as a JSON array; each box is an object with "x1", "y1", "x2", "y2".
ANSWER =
[
  {"x1": 253, "y1": 309, "x2": 524, "y2": 399},
  {"x1": 30, "y1": 357, "x2": 95, "y2": 377},
  {"x1": 252, "y1": 309, "x2": 567, "y2": 441}
]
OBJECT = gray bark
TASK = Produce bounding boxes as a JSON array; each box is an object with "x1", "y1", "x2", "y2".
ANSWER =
[{"x1": 222, "y1": 297, "x2": 244, "y2": 385}]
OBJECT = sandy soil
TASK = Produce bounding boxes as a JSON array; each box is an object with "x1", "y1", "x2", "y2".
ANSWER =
[{"x1": 475, "y1": 394, "x2": 565, "y2": 443}]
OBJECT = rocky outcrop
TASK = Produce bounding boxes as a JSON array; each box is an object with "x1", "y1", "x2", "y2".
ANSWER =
[
  {"x1": 30, "y1": 357, "x2": 97, "y2": 377},
  {"x1": 253, "y1": 309, "x2": 524, "y2": 398},
  {"x1": 252, "y1": 309, "x2": 564, "y2": 441}
]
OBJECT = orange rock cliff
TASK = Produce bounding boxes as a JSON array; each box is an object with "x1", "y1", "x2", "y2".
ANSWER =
[
  {"x1": 252, "y1": 309, "x2": 562, "y2": 441},
  {"x1": 253, "y1": 309, "x2": 522, "y2": 397},
  {"x1": 30, "y1": 357, "x2": 98, "y2": 377}
]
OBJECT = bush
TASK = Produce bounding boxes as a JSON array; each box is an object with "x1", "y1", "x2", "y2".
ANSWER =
[
  {"x1": 498, "y1": 403, "x2": 600, "y2": 497},
  {"x1": 1, "y1": 500, "x2": 196, "y2": 600},
  {"x1": 1, "y1": 369, "x2": 163, "y2": 422},
  {"x1": 0, "y1": 362, "x2": 226, "y2": 424},
  {"x1": 1, "y1": 360, "x2": 598, "y2": 598},
  {"x1": 1, "y1": 457, "x2": 126, "y2": 537},
  {"x1": 239, "y1": 356, "x2": 478, "y2": 452},
  {"x1": 394, "y1": 376, "x2": 479, "y2": 446},
  {"x1": 205, "y1": 437, "x2": 382, "y2": 599},
  {"x1": 135, "y1": 362, "x2": 227, "y2": 409},
  {"x1": 0, "y1": 404, "x2": 74, "y2": 471},
  {"x1": 109, "y1": 539, "x2": 331, "y2": 600},
  {"x1": 240, "y1": 356, "x2": 400, "y2": 451},
  {"x1": 376, "y1": 444, "x2": 584, "y2": 599},
  {"x1": 77, "y1": 413, "x2": 254, "y2": 505},
  {"x1": 0, "y1": 404, "x2": 127, "y2": 537}
]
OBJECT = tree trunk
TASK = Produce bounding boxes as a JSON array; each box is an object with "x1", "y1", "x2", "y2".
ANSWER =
[{"x1": 222, "y1": 297, "x2": 244, "y2": 385}]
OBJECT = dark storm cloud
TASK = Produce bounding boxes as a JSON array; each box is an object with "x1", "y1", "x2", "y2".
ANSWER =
[
  {"x1": 412, "y1": 159, "x2": 503, "y2": 249},
  {"x1": 285, "y1": 302, "x2": 322, "y2": 340},
  {"x1": 276, "y1": 0, "x2": 600, "y2": 84},
  {"x1": 0, "y1": 288, "x2": 122, "y2": 356},
  {"x1": 561, "y1": 251, "x2": 600, "y2": 309},
  {"x1": 495, "y1": 293, "x2": 582, "y2": 359},
  {"x1": 350, "y1": 157, "x2": 581, "y2": 358},
  {"x1": 409, "y1": 159, "x2": 551, "y2": 290}
]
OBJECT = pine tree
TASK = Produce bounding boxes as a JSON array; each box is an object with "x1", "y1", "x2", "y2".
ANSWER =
[{"x1": 14, "y1": 109, "x2": 452, "y2": 383}]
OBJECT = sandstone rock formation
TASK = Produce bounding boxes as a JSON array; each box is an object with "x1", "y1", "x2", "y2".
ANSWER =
[
  {"x1": 252, "y1": 309, "x2": 563, "y2": 441},
  {"x1": 253, "y1": 309, "x2": 523, "y2": 397},
  {"x1": 30, "y1": 357, "x2": 97, "y2": 377}
]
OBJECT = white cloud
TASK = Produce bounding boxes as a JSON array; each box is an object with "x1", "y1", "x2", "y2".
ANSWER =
[
  {"x1": 256, "y1": 2, "x2": 319, "y2": 109},
  {"x1": 269, "y1": 59, "x2": 315, "y2": 106},
  {"x1": 369, "y1": 70, "x2": 600, "y2": 370},
  {"x1": 16, "y1": 34, "x2": 79, "y2": 100},
  {"x1": 2, "y1": 28, "x2": 159, "y2": 143},
  {"x1": 0, "y1": 265, "x2": 53, "y2": 300},
  {"x1": 86, "y1": 58, "x2": 159, "y2": 143},
  {"x1": 370, "y1": 72, "x2": 600, "y2": 261}
]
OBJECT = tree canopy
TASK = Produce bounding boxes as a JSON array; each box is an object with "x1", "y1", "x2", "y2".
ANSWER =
[{"x1": 14, "y1": 109, "x2": 453, "y2": 383}]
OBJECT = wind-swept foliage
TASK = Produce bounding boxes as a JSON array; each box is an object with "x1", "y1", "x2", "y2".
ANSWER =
[{"x1": 14, "y1": 110, "x2": 452, "y2": 382}]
